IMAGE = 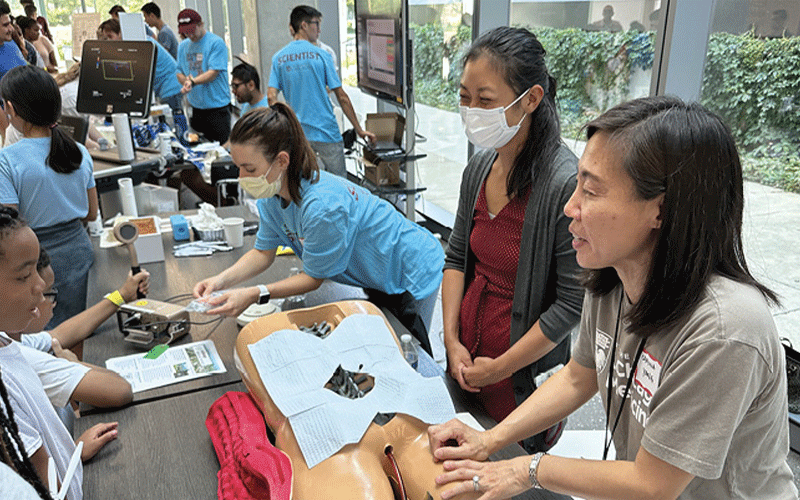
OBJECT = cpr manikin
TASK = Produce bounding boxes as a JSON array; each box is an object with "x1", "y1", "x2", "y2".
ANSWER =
[{"x1": 235, "y1": 301, "x2": 480, "y2": 500}]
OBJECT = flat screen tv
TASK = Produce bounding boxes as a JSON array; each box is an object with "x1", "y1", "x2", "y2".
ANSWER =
[
  {"x1": 354, "y1": 0, "x2": 408, "y2": 107},
  {"x1": 76, "y1": 40, "x2": 156, "y2": 117}
]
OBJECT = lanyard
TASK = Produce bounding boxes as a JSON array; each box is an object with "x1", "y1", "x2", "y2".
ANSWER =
[{"x1": 603, "y1": 289, "x2": 647, "y2": 461}]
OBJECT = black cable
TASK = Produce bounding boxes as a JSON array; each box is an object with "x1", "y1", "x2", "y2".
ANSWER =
[{"x1": 137, "y1": 317, "x2": 226, "y2": 329}]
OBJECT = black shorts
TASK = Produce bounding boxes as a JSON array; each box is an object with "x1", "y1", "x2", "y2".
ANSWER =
[{"x1": 190, "y1": 105, "x2": 231, "y2": 144}]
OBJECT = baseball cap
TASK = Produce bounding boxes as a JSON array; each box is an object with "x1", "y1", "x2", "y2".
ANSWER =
[{"x1": 177, "y1": 8, "x2": 201, "y2": 35}]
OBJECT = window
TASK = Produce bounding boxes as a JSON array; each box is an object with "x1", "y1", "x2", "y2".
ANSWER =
[
  {"x1": 700, "y1": 0, "x2": 800, "y2": 343},
  {"x1": 511, "y1": 1, "x2": 660, "y2": 140}
]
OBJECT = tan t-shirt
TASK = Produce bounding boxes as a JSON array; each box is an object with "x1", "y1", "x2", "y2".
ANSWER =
[{"x1": 573, "y1": 276, "x2": 798, "y2": 499}]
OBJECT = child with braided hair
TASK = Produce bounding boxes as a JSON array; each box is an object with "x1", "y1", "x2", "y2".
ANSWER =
[{"x1": 0, "y1": 206, "x2": 118, "y2": 500}]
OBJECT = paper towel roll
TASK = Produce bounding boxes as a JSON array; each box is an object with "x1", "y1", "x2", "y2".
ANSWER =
[
  {"x1": 112, "y1": 113, "x2": 135, "y2": 163},
  {"x1": 118, "y1": 177, "x2": 138, "y2": 217}
]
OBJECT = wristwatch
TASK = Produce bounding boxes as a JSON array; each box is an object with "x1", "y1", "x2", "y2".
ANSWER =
[
  {"x1": 528, "y1": 452, "x2": 546, "y2": 489},
  {"x1": 256, "y1": 284, "x2": 270, "y2": 304}
]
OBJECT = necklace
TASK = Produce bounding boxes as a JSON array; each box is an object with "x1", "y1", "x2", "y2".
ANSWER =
[{"x1": 603, "y1": 288, "x2": 646, "y2": 460}]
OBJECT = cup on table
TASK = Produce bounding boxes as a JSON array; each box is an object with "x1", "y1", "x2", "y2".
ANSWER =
[
  {"x1": 222, "y1": 217, "x2": 244, "y2": 248},
  {"x1": 158, "y1": 132, "x2": 172, "y2": 156}
]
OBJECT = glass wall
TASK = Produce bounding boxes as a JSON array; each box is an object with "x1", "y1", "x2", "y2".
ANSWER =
[
  {"x1": 700, "y1": 0, "x2": 800, "y2": 344},
  {"x1": 343, "y1": 0, "x2": 472, "y2": 215},
  {"x1": 406, "y1": 0, "x2": 472, "y2": 214},
  {"x1": 510, "y1": 0, "x2": 660, "y2": 141},
  {"x1": 41, "y1": 0, "x2": 151, "y2": 68}
]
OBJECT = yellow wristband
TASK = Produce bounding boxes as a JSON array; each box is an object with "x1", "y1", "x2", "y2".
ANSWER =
[{"x1": 105, "y1": 290, "x2": 125, "y2": 307}]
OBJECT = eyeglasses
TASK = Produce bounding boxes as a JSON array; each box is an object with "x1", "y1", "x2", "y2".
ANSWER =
[
  {"x1": 230, "y1": 81, "x2": 245, "y2": 90},
  {"x1": 307, "y1": 20, "x2": 320, "y2": 27},
  {"x1": 43, "y1": 288, "x2": 57, "y2": 304}
]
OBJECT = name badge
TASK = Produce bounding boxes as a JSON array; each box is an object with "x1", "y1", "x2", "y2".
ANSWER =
[{"x1": 634, "y1": 349, "x2": 661, "y2": 397}]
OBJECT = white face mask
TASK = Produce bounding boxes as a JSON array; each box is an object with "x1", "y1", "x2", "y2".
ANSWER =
[
  {"x1": 239, "y1": 163, "x2": 282, "y2": 199},
  {"x1": 459, "y1": 89, "x2": 529, "y2": 149}
]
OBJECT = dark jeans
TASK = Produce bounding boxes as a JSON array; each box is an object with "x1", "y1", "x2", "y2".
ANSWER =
[{"x1": 190, "y1": 105, "x2": 231, "y2": 144}]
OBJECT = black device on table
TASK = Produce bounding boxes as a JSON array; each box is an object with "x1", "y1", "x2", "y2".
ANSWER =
[{"x1": 76, "y1": 40, "x2": 157, "y2": 164}]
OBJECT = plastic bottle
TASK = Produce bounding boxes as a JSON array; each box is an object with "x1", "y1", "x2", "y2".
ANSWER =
[
  {"x1": 400, "y1": 334, "x2": 418, "y2": 370},
  {"x1": 282, "y1": 267, "x2": 307, "y2": 311}
]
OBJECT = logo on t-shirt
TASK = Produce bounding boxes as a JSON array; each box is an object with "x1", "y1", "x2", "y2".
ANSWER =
[
  {"x1": 595, "y1": 328, "x2": 612, "y2": 372},
  {"x1": 188, "y1": 52, "x2": 203, "y2": 74}
]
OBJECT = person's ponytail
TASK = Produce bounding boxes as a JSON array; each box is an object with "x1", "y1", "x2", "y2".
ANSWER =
[
  {"x1": 229, "y1": 103, "x2": 319, "y2": 205},
  {"x1": 0, "y1": 65, "x2": 83, "y2": 174},
  {"x1": 272, "y1": 102, "x2": 318, "y2": 203},
  {"x1": 47, "y1": 125, "x2": 83, "y2": 174}
]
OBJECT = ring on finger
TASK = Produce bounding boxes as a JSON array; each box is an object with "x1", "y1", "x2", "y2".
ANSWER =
[{"x1": 473, "y1": 475, "x2": 480, "y2": 492}]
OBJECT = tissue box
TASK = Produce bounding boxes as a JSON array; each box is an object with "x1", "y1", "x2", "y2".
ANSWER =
[{"x1": 130, "y1": 216, "x2": 165, "y2": 264}]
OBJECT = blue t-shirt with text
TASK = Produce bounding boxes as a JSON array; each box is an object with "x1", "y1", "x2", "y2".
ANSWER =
[{"x1": 268, "y1": 40, "x2": 341, "y2": 143}]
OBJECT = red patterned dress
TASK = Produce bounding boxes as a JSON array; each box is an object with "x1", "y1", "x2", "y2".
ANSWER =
[{"x1": 459, "y1": 179, "x2": 530, "y2": 423}]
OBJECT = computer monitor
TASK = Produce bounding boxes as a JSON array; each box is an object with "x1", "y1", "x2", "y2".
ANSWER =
[
  {"x1": 354, "y1": 0, "x2": 409, "y2": 107},
  {"x1": 76, "y1": 40, "x2": 157, "y2": 118}
]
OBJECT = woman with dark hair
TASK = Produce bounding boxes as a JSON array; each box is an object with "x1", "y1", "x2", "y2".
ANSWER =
[
  {"x1": 427, "y1": 96, "x2": 798, "y2": 499},
  {"x1": 193, "y1": 104, "x2": 444, "y2": 354},
  {"x1": 443, "y1": 26, "x2": 582, "y2": 452},
  {"x1": 0, "y1": 65, "x2": 97, "y2": 329}
]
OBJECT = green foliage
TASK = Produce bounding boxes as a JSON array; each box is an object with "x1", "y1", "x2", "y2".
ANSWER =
[
  {"x1": 412, "y1": 24, "x2": 654, "y2": 118},
  {"x1": 45, "y1": 0, "x2": 143, "y2": 27},
  {"x1": 701, "y1": 32, "x2": 800, "y2": 150},
  {"x1": 409, "y1": 25, "x2": 800, "y2": 194},
  {"x1": 701, "y1": 31, "x2": 800, "y2": 193},
  {"x1": 534, "y1": 27, "x2": 654, "y2": 120},
  {"x1": 742, "y1": 155, "x2": 800, "y2": 193},
  {"x1": 411, "y1": 23, "x2": 470, "y2": 111}
]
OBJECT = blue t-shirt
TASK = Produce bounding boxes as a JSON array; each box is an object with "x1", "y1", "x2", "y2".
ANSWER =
[
  {"x1": 254, "y1": 172, "x2": 444, "y2": 299},
  {"x1": 0, "y1": 41, "x2": 26, "y2": 80},
  {"x1": 0, "y1": 138, "x2": 95, "y2": 228},
  {"x1": 177, "y1": 31, "x2": 229, "y2": 109},
  {"x1": 150, "y1": 38, "x2": 181, "y2": 101},
  {"x1": 268, "y1": 40, "x2": 342, "y2": 143},
  {"x1": 240, "y1": 95, "x2": 270, "y2": 116},
  {"x1": 157, "y1": 24, "x2": 179, "y2": 59}
]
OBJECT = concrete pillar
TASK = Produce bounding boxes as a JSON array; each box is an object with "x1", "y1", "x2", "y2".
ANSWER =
[{"x1": 253, "y1": 0, "x2": 298, "y2": 94}]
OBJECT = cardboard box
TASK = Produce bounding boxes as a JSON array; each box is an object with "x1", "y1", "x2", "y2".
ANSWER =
[
  {"x1": 362, "y1": 156, "x2": 400, "y2": 186},
  {"x1": 130, "y1": 216, "x2": 165, "y2": 264},
  {"x1": 362, "y1": 112, "x2": 404, "y2": 186},
  {"x1": 365, "y1": 112, "x2": 405, "y2": 149}
]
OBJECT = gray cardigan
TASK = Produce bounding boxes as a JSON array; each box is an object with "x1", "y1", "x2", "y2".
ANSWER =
[{"x1": 444, "y1": 143, "x2": 583, "y2": 451}]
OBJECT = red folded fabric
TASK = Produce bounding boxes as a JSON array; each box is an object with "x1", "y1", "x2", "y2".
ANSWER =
[{"x1": 206, "y1": 391, "x2": 293, "y2": 500}]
